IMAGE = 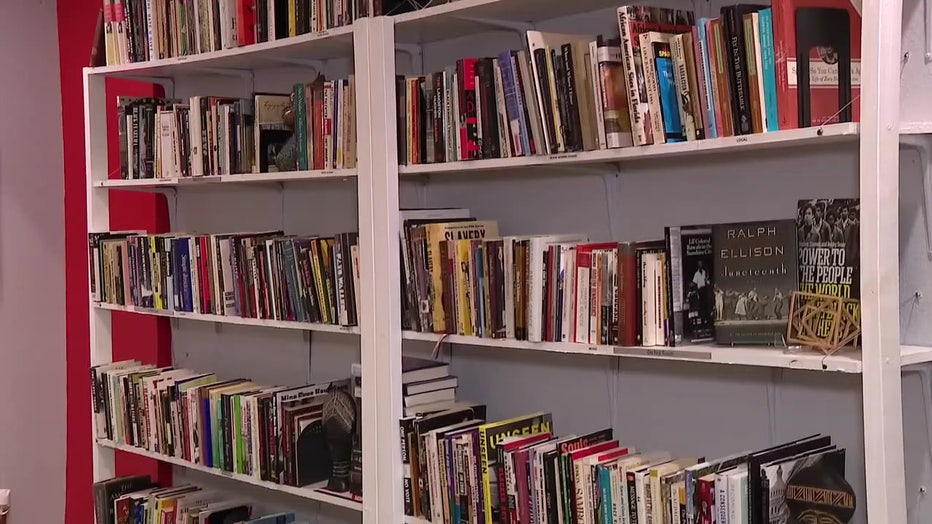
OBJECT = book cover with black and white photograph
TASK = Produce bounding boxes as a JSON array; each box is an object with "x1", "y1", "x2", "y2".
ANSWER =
[{"x1": 712, "y1": 219, "x2": 797, "y2": 345}]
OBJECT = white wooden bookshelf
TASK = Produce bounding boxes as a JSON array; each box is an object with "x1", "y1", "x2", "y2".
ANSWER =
[
  {"x1": 94, "y1": 302, "x2": 361, "y2": 334},
  {"x1": 97, "y1": 440, "x2": 363, "y2": 511},
  {"x1": 83, "y1": 1, "x2": 927, "y2": 522}
]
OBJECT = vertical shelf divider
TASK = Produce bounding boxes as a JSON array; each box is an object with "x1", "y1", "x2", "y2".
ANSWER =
[{"x1": 354, "y1": 16, "x2": 405, "y2": 524}]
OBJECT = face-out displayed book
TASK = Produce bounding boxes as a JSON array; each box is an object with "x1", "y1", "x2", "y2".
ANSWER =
[
  {"x1": 400, "y1": 200, "x2": 858, "y2": 350},
  {"x1": 398, "y1": 409, "x2": 853, "y2": 524}
]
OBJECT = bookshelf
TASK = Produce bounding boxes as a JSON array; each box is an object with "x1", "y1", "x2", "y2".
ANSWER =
[{"x1": 83, "y1": 0, "x2": 922, "y2": 522}]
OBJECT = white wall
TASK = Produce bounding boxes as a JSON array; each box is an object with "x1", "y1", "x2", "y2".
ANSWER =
[{"x1": 0, "y1": 0, "x2": 66, "y2": 522}]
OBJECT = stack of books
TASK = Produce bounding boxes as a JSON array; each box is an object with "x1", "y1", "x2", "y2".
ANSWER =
[{"x1": 354, "y1": 356, "x2": 459, "y2": 417}]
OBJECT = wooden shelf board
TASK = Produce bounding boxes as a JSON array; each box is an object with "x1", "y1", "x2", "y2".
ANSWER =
[
  {"x1": 97, "y1": 440, "x2": 362, "y2": 511},
  {"x1": 94, "y1": 170, "x2": 357, "y2": 190},
  {"x1": 85, "y1": 26, "x2": 354, "y2": 79},
  {"x1": 399, "y1": 123, "x2": 859, "y2": 176},
  {"x1": 94, "y1": 302, "x2": 360, "y2": 335},
  {"x1": 404, "y1": 331, "x2": 932, "y2": 374}
]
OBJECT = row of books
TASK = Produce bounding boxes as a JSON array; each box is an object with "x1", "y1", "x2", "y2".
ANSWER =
[
  {"x1": 94, "y1": 474, "x2": 304, "y2": 524},
  {"x1": 400, "y1": 198, "x2": 859, "y2": 347},
  {"x1": 396, "y1": 1, "x2": 861, "y2": 166},
  {"x1": 401, "y1": 407, "x2": 851, "y2": 524},
  {"x1": 117, "y1": 78, "x2": 356, "y2": 180},
  {"x1": 91, "y1": 360, "x2": 362, "y2": 496},
  {"x1": 101, "y1": 0, "x2": 372, "y2": 66},
  {"x1": 89, "y1": 230, "x2": 360, "y2": 326}
]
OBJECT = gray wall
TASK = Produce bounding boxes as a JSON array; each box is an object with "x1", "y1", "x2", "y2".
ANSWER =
[{"x1": 0, "y1": 0, "x2": 67, "y2": 522}]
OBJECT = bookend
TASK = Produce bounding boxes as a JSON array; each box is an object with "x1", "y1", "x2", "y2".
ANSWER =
[
  {"x1": 787, "y1": 291, "x2": 861, "y2": 355},
  {"x1": 795, "y1": 7, "x2": 852, "y2": 127},
  {"x1": 322, "y1": 388, "x2": 357, "y2": 492}
]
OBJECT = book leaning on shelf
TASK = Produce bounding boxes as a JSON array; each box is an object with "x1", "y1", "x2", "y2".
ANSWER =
[
  {"x1": 395, "y1": 1, "x2": 862, "y2": 166},
  {"x1": 88, "y1": 230, "x2": 361, "y2": 326},
  {"x1": 399, "y1": 410, "x2": 853, "y2": 524},
  {"x1": 94, "y1": 474, "x2": 311, "y2": 524},
  {"x1": 100, "y1": 0, "x2": 377, "y2": 67},
  {"x1": 91, "y1": 360, "x2": 362, "y2": 497},
  {"x1": 401, "y1": 201, "x2": 858, "y2": 349},
  {"x1": 117, "y1": 76, "x2": 355, "y2": 180}
]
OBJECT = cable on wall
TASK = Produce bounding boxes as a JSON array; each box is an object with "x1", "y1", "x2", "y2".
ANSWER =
[{"x1": 765, "y1": 368, "x2": 783, "y2": 445}]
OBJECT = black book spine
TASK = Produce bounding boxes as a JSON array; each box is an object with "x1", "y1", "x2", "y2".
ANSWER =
[
  {"x1": 533, "y1": 49, "x2": 558, "y2": 154},
  {"x1": 257, "y1": 0, "x2": 268, "y2": 42},
  {"x1": 274, "y1": 0, "x2": 289, "y2": 39},
  {"x1": 627, "y1": 472, "x2": 639, "y2": 524},
  {"x1": 562, "y1": 44, "x2": 584, "y2": 152},
  {"x1": 418, "y1": 77, "x2": 428, "y2": 165},
  {"x1": 124, "y1": 375, "x2": 135, "y2": 446},
  {"x1": 543, "y1": 453, "x2": 559, "y2": 524},
  {"x1": 723, "y1": 6, "x2": 754, "y2": 135},
  {"x1": 433, "y1": 72, "x2": 444, "y2": 163},
  {"x1": 474, "y1": 58, "x2": 496, "y2": 159},
  {"x1": 551, "y1": 49, "x2": 571, "y2": 153},
  {"x1": 396, "y1": 75, "x2": 407, "y2": 164}
]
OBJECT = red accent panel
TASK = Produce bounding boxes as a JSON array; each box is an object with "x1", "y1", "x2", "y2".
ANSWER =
[{"x1": 58, "y1": 2, "x2": 174, "y2": 522}]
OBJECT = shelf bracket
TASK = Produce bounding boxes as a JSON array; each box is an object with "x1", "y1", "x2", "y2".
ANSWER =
[{"x1": 900, "y1": 135, "x2": 932, "y2": 257}]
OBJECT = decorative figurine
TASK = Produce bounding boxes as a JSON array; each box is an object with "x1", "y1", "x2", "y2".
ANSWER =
[{"x1": 321, "y1": 388, "x2": 357, "y2": 493}]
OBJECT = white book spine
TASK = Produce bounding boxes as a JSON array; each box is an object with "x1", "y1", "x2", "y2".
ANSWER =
[
  {"x1": 493, "y1": 58, "x2": 512, "y2": 158},
  {"x1": 146, "y1": 0, "x2": 156, "y2": 59},
  {"x1": 158, "y1": 111, "x2": 174, "y2": 179},
  {"x1": 715, "y1": 472, "x2": 730, "y2": 524},
  {"x1": 574, "y1": 261, "x2": 590, "y2": 344},
  {"x1": 640, "y1": 32, "x2": 667, "y2": 144},
  {"x1": 589, "y1": 40, "x2": 608, "y2": 149},
  {"x1": 189, "y1": 97, "x2": 203, "y2": 176},
  {"x1": 189, "y1": 237, "x2": 200, "y2": 314},
  {"x1": 503, "y1": 237, "x2": 517, "y2": 339}
]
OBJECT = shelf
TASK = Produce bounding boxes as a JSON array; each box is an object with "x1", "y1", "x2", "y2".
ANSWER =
[
  {"x1": 97, "y1": 440, "x2": 362, "y2": 511},
  {"x1": 403, "y1": 331, "x2": 932, "y2": 373},
  {"x1": 398, "y1": 123, "x2": 859, "y2": 176},
  {"x1": 85, "y1": 26, "x2": 354, "y2": 79},
  {"x1": 94, "y1": 302, "x2": 360, "y2": 335},
  {"x1": 94, "y1": 170, "x2": 357, "y2": 190},
  {"x1": 394, "y1": 0, "x2": 622, "y2": 44}
]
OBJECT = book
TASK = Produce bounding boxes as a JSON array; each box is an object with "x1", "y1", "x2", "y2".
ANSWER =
[
  {"x1": 712, "y1": 219, "x2": 797, "y2": 345},
  {"x1": 666, "y1": 225, "x2": 715, "y2": 344},
  {"x1": 720, "y1": 4, "x2": 766, "y2": 135},
  {"x1": 93, "y1": 475, "x2": 154, "y2": 524},
  {"x1": 796, "y1": 198, "x2": 860, "y2": 341}
]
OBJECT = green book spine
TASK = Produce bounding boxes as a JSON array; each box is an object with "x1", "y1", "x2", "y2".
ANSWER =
[
  {"x1": 234, "y1": 396, "x2": 243, "y2": 473},
  {"x1": 212, "y1": 396, "x2": 222, "y2": 471},
  {"x1": 295, "y1": 83, "x2": 308, "y2": 170}
]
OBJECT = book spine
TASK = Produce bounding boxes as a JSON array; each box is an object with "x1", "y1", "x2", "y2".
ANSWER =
[
  {"x1": 671, "y1": 35, "x2": 695, "y2": 141},
  {"x1": 711, "y1": 19, "x2": 733, "y2": 137},
  {"x1": 759, "y1": 9, "x2": 779, "y2": 132},
  {"x1": 743, "y1": 14, "x2": 763, "y2": 134},
  {"x1": 617, "y1": 7, "x2": 651, "y2": 145},
  {"x1": 723, "y1": 7, "x2": 752, "y2": 135}
]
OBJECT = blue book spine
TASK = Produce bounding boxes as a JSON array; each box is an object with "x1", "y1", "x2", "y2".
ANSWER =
[
  {"x1": 497, "y1": 51, "x2": 524, "y2": 156},
  {"x1": 599, "y1": 466, "x2": 613, "y2": 524},
  {"x1": 656, "y1": 49, "x2": 685, "y2": 143},
  {"x1": 684, "y1": 471, "x2": 696, "y2": 523},
  {"x1": 171, "y1": 239, "x2": 182, "y2": 311},
  {"x1": 759, "y1": 9, "x2": 780, "y2": 132},
  {"x1": 509, "y1": 53, "x2": 532, "y2": 156},
  {"x1": 697, "y1": 19, "x2": 717, "y2": 138},
  {"x1": 475, "y1": 244, "x2": 486, "y2": 337},
  {"x1": 202, "y1": 397, "x2": 213, "y2": 467}
]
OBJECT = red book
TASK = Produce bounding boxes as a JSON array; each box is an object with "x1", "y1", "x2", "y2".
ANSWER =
[
  {"x1": 616, "y1": 243, "x2": 638, "y2": 347},
  {"x1": 772, "y1": 0, "x2": 861, "y2": 129},
  {"x1": 710, "y1": 19, "x2": 734, "y2": 137},
  {"x1": 197, "y1": 237, "x2": 211, "y2": 313},
  {"x1": 698, "y1": 474, "x2": 716, "y2": 524},
  {"x1": 456, "y1": 58, "x2": 480, "y2": 160},
  {"x1": 236, "y1": 0, "x2": 257, "y2": 46}
]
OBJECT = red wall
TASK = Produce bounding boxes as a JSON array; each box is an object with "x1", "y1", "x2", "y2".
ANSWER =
[{"x1": 58, "y1": 3, "x2": 174, "y2": 521}]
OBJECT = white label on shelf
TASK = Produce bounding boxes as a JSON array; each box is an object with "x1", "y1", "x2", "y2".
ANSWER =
[
  {"x1": 547, "y1": 153, "x2": 579, "y2": 161},
  {"x1": 612, "y1": 346, "x2": 712, "y2": 360}
]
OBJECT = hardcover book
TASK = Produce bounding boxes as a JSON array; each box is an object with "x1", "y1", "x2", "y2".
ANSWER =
[
  {"x1": 712, "y1": 219, "x2": 797, "y2": 345},
  {"x1": 796, "y1": 198, "x2": 860, "y2": 339},
  {"x1": 666, "y1": 225, "x2": 714, "y2": 345}
]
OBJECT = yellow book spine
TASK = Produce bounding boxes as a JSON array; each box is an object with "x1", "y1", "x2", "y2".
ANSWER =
[
  {"x1": 426, "y1": 225, "x2": 448, "y2": 333},
  {"x1": 479, "y1": 427, "x2": 493, "y2": 524},
  {"x1": 288, "y1": 0, "x2": 297, "y2": 37},
  {"x1": 456, "y1": 239, "x2": 473, "y2": 336}
]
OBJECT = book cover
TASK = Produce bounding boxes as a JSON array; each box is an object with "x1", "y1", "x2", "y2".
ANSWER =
[
  {"x1": 796, "y1": 198, "x2": 860, "y2": 339},
  {"x1": 772, "y1": 0, "x2": 861, "y2": 128},
  {"x1": 762, "y1": 447, "x2": 845, "y2": 523},
  {"x1": 478, "y1": 412, "x2": 554, "y2": 524},
  {"x1": 666, "y1": 225, "x2": 714, "y2": 345},
  {"x1": 712, "y1": 220, "x2": 797, "y2": 345}
]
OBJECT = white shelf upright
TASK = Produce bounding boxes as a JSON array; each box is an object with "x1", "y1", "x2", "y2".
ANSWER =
[{"x1": 858, "y1": 0, "x2": 907, "y2": 521}]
